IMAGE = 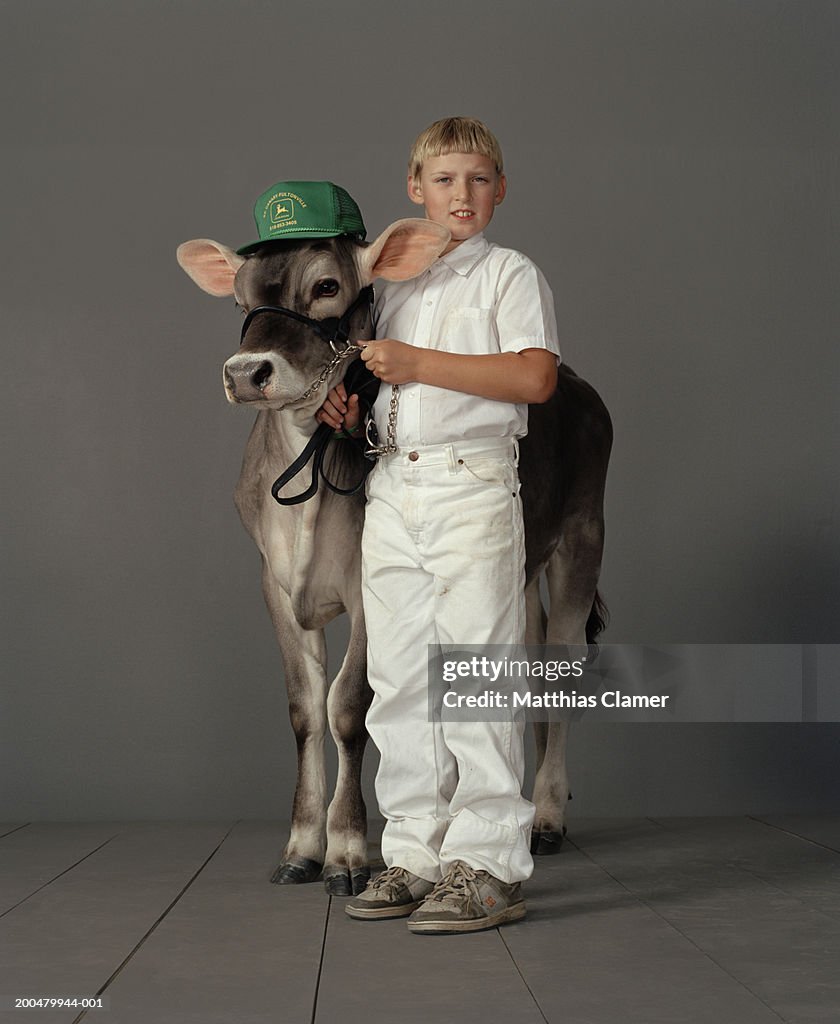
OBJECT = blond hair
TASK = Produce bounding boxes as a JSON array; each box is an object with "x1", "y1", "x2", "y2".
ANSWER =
[{"x1": 408, "y1": 117, "x2": 504, "y2": 179}]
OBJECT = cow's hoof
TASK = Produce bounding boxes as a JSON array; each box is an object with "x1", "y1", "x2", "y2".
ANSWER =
[
  {"x1": 322, "y1": 864, "x2": 371, "y2": 896},
  {"x1": 270, "y1": 857, "x2": 323, "y2": 885},
  {"x1": 351, "y1": 866, "x2": 371, "y2": 894},
  {"x1": 531, "y1": 827, "x2": 567, "y2": 856},
  {"x1": 323, "y1": 865, "x2": 352, "y2": 896}
]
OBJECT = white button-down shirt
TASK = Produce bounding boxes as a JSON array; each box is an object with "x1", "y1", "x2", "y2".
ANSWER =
[{"x1": 372, "y1": 232, "x2": 561, "y2": 446}]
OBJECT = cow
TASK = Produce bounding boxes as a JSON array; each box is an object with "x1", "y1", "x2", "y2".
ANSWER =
[{"x1": 177, "y1": 219, "x2": 612, "y2": 895}]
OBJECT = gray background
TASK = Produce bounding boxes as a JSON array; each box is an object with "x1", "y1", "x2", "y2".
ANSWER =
[{"x1": 1, "y1": 0, "x2": 838, "y2": 820}]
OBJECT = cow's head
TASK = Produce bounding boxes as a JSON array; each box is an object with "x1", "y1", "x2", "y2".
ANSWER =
[{"x1": 176, "y1": 220, "x2": 449, "y2": 411}]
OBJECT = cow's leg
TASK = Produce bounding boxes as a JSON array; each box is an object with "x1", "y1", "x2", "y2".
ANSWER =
[
  {"x1": 323, "y1": 609, "x2": 372, "y2": 896},
  {"x1": 525, "y1": 577, "x2": 549, "y2": 789},
  {"x1": 531, "y1": 716, "x2": 572, "y2": 856},
  {"x1": 261, "y1": 570, "x2": 329, "y2": 885},
  {"x1": 526, "y1": 572, "x2": 570, "y2": 856},
  {"x1": 532, "y1": 516, "x2": 604, "y2": 855}
]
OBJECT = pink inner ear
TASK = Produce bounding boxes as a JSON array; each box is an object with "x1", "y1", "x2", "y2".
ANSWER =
[
  {"x1": 176, "y1": 239, "x2": 242, "y2": 297},
  {"x1": 367, "y1": 221, "x2": 450, "y2": 282},
  {"x1": 377, "y1": 232, "x2": 437, "y2": 280}
]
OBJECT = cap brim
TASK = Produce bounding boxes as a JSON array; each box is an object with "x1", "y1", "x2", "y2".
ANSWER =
[{"x1": 236, "y1": 228, "x2": 360, "y2": 256}]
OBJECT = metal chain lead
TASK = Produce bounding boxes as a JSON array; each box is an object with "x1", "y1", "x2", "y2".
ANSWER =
[
  {"x1": 386, "y1": 384, "x2": 400, "y2": 452},
  {"x1": 364, "y1": 383, "x2": 400, "y2": 458},
  {"x1": 297, "y1": 341, "x2": 357, "y2": 403}
]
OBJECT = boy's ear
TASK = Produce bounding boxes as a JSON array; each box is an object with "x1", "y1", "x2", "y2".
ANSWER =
[
  {"x1": 495, "y1": 173, "x2": 507, "y2": 205},
  {"x1": 355, "y1": 219, "x2": 451, "y2": 283},
  {"x1": 407, "y1": 173, "x2": 425, "y2": 206}
]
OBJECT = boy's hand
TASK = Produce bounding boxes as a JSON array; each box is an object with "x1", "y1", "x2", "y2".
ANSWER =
[
  {"x1": 315, "y1": 382, "x2": 361, "y2": 433},
  {"x1": 358, "y1": 339, "x2": 419, "y2": 385}
]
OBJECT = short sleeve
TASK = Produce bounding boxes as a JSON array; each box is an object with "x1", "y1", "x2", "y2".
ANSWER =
[{"x1": 495, "y1": 255, "x2": 562, "y2": 363}]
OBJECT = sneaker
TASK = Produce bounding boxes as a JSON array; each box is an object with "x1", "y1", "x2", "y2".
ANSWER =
[
  {"x1": 345, "y1": 865, "x2": 436, "y2": 920},
  {"x1": 406, "y1": 860, "x2": 526, "y2": 934}
]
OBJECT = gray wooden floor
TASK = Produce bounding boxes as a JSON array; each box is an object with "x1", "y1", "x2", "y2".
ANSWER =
[{"x1": 1, "y1": 817, "x2": 839, "y2": 1023}]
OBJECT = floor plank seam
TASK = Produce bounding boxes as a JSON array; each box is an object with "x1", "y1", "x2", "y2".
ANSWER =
[
  {"x1": 71, "y1": 819, "x2": 241, "y2": 1024},
  {"x1": 0, "y1": 832, "x2": 120, "y2": 920},
  {"x1": 721, "y1": 857, "x2": 840, "y2": 925},
  {"x1": 311, "y1": 895, "x2": 333, "y2": 1024},
  {"x1": 565, "y1": 837, "x2": 791, "y2": 1023},
  {"x1": 646, "y1": 816, "x2": 840, "y2": 921},
  {"x1": 498, "y1": 929, "x2": 551, "y2": 1024},
  {"x1": 748, "y1": 815, "x2": 840, "y2": 855},
  {"x1": 0, "y1": 823, "x2": 31, "y2": 840}
]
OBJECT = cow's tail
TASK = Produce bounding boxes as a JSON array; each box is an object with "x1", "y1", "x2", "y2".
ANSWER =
[{"x1": 585, "y1": 589, "x2": 609, "y2": 647}]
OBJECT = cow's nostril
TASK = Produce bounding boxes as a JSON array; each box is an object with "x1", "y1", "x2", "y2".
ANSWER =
[{"x1": 252, "y1": 361, "x2": 273, "y2": 390}]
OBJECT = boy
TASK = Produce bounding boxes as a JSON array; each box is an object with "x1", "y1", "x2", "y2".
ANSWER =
[{"x1": 317, "y1": 117, "x2": 560, "y2": 933}]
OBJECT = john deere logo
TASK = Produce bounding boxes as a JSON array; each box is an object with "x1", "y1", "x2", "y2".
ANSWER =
[{"x1": 270, "y1": 199, "x2": 295, "y2": 224}]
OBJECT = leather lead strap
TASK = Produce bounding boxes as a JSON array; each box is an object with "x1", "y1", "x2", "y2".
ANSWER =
[
  {"x1": 270, "y1": 359, "x2": 380, "y2": 507},
  {"x1": 270, "y1": 421, "x2": 372, "y2": 507}
]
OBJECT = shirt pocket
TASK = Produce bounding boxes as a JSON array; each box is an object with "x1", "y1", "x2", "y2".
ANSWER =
[{"x1": 438, "y1": 305, "x2": 495, "y2": 354}]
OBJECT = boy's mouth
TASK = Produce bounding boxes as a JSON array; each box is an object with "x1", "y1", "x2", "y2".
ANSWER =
[{"x1": 452, "y1": 210, "x2": 475, "y2": 220}]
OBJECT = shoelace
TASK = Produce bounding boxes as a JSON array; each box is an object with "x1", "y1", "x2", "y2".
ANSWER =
[
  {"x1": 426, "y1": 862, "x2": 480, "y2": 907},
  {"x1": 368, "y1": 865, "x2": 411, "y2": 895}
]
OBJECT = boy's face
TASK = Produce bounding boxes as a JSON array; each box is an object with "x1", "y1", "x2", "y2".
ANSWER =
[{"x1": 408, "y1": 153, "x2": 506, "y2": 254}]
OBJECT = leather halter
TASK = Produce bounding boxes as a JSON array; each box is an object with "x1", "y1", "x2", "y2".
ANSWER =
[
  {"x1": 240, "y1": 285, "x2": 374, "y2": 354},
  {"x1": 238, "y1": 285, "x2": 379, "y2": 506}
]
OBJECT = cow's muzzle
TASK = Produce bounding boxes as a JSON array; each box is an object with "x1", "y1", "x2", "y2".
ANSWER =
[{"x1": 224, "y1": 357, "x2": 277, "y2": 402}]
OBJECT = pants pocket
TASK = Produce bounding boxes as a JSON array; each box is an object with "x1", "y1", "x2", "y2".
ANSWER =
[{"x1": 459, "y1": 456, "x2": 516, "y2": 490}]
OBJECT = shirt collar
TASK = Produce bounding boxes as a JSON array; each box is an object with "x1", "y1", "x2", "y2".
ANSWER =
[{"x1": 431, "y1": 232, "x2": 489, "y2": 277}]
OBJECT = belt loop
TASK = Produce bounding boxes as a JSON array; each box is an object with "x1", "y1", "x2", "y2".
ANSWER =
[
  {"x1": 512, "y1": 438, "x2": 520, "y2": 468},
  {"x1": 446, "y1": 443, "x2": 458, "y2": 475}
]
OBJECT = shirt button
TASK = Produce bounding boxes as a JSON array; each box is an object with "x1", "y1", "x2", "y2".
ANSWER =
[
  {"x1": 408, "y1": 451, "x2": 420, "y2": 462},
  {"x1": 425, "y1": 300, "x2": 433, "y2": 306}
]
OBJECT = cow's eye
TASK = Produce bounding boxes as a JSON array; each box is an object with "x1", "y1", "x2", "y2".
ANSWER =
[{"x1": 315, "y1": 278, "x2": 340, "y2": 298}]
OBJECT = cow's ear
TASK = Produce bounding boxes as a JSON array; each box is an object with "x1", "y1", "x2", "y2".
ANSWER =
[
  {"x1": 176, "y1": 239, "x2": 245, "y2": 297},
  {"x1": 355, "y1": 219, "x2": 450, "y2": 283}
]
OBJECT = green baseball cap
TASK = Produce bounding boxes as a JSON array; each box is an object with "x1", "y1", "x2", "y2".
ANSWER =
[{"x1": 236, "y1": 180, "x2": 366, "y2": 255}]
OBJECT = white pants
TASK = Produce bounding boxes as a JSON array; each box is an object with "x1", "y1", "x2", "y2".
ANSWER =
[{"x1": 361, "y1": 438, "x2": 535, "y2": 884}]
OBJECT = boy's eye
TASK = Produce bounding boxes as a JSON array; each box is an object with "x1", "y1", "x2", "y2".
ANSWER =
[{"x1": 434, "y1": 177, "x2": 451, "y2": 184}]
